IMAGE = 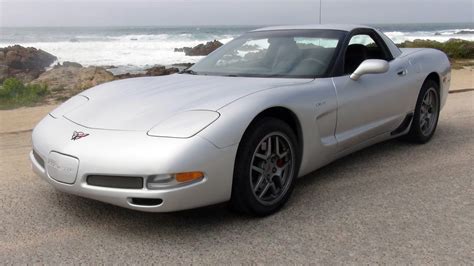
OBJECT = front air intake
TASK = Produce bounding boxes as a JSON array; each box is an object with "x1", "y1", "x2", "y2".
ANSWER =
[
  {"x1": 87, "y1": 175, "x2": 143, "y2": 189},
  {"x1": 130, "y1": 198, "x2": 163, "y2": 206}
]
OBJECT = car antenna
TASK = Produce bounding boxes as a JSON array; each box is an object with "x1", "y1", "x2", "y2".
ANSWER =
[{"x1": 319, "y1": 0, "x2": 322, "y2": 24}]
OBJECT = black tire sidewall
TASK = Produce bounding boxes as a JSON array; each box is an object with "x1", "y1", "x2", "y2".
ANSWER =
[
  {"x1": 409, "y1": 79, "x2": 441, "y2": 143},
  {"x1": 231, "y1": 117, "x2": 300, "y2": 216}
]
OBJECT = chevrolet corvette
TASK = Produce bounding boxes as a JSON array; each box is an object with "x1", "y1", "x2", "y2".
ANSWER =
[{"x1": 31, "y1": 25, "x2": 451, "y2": 216}]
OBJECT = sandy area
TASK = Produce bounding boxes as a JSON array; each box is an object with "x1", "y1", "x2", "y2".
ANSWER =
[
  {"x1": 450, "y1": 68, "x2": 473, "y2": 90},
  {"x1": 0, "y1": 104, "x2": 57, "y2": 134}
]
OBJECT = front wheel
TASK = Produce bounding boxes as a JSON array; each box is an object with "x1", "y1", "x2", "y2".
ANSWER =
[
  {"x1": 230, "y1": 118, "x2": 299, "y2": 216},
  {"x1": 405, "y1": 79, "x2": 440, "y2": 143}
]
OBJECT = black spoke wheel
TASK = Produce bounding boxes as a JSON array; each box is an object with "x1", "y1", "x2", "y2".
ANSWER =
[
  {"x1": 405, "y1": 79, "x2": 441, "y2": 143},
  {"x1": 230, "y1": 117, "x2": 299, "y2": 216}
]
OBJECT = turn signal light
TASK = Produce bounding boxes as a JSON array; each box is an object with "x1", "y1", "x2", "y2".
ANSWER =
[{"x1": 175, "y1": 172, "x2": 204, "y2": 183}]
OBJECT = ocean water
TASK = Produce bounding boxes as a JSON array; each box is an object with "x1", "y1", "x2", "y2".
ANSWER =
[{"x1": 0, "y1": 23, "x2": 472, "y2": 74}]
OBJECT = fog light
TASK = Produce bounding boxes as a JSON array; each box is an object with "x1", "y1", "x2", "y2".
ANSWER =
[
  {"x1": 149, "y1": 174, "x2": 173, "y2": 182},
  {"x1": 146, "y1": 172, "x2": 204, "y2": 189}
]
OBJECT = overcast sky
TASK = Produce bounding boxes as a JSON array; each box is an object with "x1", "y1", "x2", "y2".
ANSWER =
[{"x1": 0, "y1": 0, "x2": 472, "y2": 27}]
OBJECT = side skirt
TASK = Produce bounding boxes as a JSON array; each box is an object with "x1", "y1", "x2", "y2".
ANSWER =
[{"x1": 391, "y1": 112, "x2": 414, "y2": 136}]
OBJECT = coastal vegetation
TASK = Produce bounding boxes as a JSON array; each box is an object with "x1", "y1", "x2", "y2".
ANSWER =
[
  {"x1": 0, "y1": 78, "x2": 48, "y2": 109},
  {"x1": 397, "y1": 39, "x2": 474, "y2": 59},
  {"x1": 397, "y1": 39, "x2": 474, "y2": 69}
]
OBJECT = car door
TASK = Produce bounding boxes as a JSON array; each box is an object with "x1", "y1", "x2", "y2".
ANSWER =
[{"x1": 332, "y1": 30, "x2": 411, "y2": 151}]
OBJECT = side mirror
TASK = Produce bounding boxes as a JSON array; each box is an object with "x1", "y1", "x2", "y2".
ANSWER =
[{"x1": 350, "y1": 59, "x2": 389, "y2": 81}]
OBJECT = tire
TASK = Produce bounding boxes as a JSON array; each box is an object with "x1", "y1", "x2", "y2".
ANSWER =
[
  {"x1": 230, "y1": 117, "x2": 300, "y2": 216},
  {"x1": 405, "y1": 79, "x2": 440, "y2": 143}
]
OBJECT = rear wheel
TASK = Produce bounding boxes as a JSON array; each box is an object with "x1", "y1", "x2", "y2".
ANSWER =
[
  {"x1": 230, "y1": 118, "x2": 299, "y2": 216},
  {"x1": 405, "y1": 79, "x2": 440, "y2": 143}
]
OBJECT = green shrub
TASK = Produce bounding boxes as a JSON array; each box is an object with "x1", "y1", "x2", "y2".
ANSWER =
[
  {"x1": 397, "y1": 39, "x2": 474, "y2": 59},
  {"x1": 0, "y1": 78, "x2": 48, "y2": 109}
]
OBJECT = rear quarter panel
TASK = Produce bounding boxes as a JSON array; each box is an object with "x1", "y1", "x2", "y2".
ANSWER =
[{"x1": 400, "y1": 48, "x2": 451, "y2": 110}]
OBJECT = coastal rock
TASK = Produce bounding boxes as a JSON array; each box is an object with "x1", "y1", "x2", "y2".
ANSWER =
[
  {"x1": 175, "y1": 40, "x2": 223, "y2": 56},
  {"x1": 0, "y1": 45, "x2": 57, "y2": 83},
  {"x1": 53, "y1": 61, "x2": 83, "y2": 68},
  {"x1": 146, "y1": 66, "x2": 179, "y2": 76},
  {"x1": 62, "y1": 61, "x2": 83, "y2": 68},
  {"x1": 31, "y1": 66, "x2": 115, "y2": 92},
  {"x1": 116, "y1": 66, "x2": 180, "y2": 79}
]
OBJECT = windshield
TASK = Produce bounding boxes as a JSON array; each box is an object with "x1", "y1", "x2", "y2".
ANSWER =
[{"x1": 187, "y1": 30, "x2": 346, "y2": 78}]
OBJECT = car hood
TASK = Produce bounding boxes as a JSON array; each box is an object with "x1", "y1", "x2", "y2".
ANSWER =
[{"x1": 64, "y1": 74, "x2": 311, "y2": 131}]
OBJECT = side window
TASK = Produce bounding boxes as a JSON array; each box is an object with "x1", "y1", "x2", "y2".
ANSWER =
[
  {"x1": 344, "y1": 33, "x2": 389, "y2": 74},
  {"x1": 349, "y1": 34, "x2": 376, "y2": 47}
]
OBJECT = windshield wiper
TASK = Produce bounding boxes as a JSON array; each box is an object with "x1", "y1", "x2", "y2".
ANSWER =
[{"x1": 180, "y1": 69, "x2": 198, "y2": 75}]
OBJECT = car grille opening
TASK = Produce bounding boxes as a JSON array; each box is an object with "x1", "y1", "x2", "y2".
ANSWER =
[
  {"x1": 33, "y1": 150, "x2": 45, "y2": 169},
  {"x1": 130, "y1": 198, "x2": 163, "y2": 206},
  {"x1": 87, "y1": 175, "x2": 143, "y2": 189}
]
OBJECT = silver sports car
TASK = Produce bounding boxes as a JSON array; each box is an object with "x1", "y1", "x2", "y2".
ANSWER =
[{"x1": 31, "y1": 25, "x2": 451, "y2": 216}]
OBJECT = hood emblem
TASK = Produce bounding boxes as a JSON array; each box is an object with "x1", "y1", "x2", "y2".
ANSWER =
[{"x1": 71, "y1": 131, "x2": 89, "y2": 141}]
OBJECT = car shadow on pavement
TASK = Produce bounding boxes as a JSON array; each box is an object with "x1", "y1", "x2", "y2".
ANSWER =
[{"x1": 49, "y1": 123, "x2": 463, "y2": 239}]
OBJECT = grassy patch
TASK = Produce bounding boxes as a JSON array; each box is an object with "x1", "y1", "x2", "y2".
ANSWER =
[
  {"x1": 398, "y1": 39, "x2": 474, "y2": 59},
  {"x1": 0, "y1": 78, "x2": 48, "y2": 109}
]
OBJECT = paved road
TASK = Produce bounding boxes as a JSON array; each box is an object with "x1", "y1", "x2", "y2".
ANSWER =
[{"x1": 0, "y1": 92, "x2": 473, "y2": 264}]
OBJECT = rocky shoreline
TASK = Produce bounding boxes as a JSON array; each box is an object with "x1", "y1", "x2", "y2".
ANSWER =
[
  {"x1": 0, "y1": 45, "x2": 57, "y2": 83},
  {"x1": 0, "y1": 40, "x2": 225, "y2": 105}
]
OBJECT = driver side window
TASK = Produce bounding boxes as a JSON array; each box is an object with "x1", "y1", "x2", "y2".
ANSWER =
[{"x1": 344, "y1": 34, "x2": 389, "y2": 74}]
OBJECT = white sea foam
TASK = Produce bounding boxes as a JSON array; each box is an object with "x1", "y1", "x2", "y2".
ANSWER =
[{"x1": 0, "y1": 36, "x2": 235, "y2": 73}]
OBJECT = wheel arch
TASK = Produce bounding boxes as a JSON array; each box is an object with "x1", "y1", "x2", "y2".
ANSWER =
[
  {"x1": 244, "y1": 106, "x2": 304, "y2": 159},
  {"x1": 423, "y1": 72, "x2": 442, "y2": 104},
  {"x1": 425, "y1": 72, "x2": 440, "y2": 90}
]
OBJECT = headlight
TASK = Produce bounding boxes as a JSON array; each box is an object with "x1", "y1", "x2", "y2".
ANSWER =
[
  {"x1": 50, "y1": 95, "x2": 89, "y2": 118},
  {"x1": 147, "y1": 110, "x2": 220, "y2": 138}
]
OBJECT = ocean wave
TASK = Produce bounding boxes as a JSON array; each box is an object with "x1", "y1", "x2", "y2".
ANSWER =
[
  {"x1": 0, "y1": 36, "x2": 234, "y2": 68},
  {"x1": 385, "y1": 29, "x2": 474, "y2": 43}
]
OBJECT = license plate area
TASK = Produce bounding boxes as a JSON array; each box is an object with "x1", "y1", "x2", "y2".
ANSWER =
[{"x1": 46, "y1": 152, "x2": 79, "y2": 184}]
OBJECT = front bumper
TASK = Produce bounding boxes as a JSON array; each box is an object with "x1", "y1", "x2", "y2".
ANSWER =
[{"x1": 31, "y1": 115, "x2": 237, "y2": 212}]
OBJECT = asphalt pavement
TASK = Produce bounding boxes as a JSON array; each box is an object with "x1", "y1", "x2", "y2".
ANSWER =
[{"x1": 0, "y1": 91, "x2": 472, "y2": 264}]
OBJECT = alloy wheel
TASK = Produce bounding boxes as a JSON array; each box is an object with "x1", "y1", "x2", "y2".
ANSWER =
[
  {"x1": 419, "y1": 87, "x2": 439, "y2": 136},
  {"x1": 249, "y1": 132, "x2": 295, "y2": 206}
]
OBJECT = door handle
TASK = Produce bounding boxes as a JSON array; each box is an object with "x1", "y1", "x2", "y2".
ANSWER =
[{"x1": 397, "y1": 69, "x2": 407, "y2": 76}]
